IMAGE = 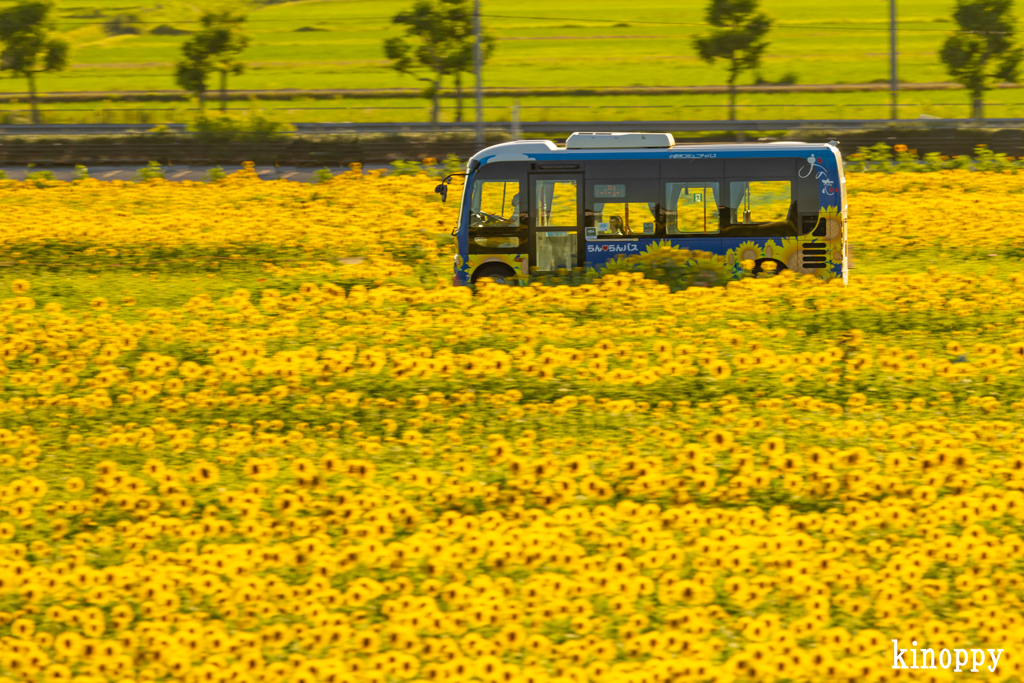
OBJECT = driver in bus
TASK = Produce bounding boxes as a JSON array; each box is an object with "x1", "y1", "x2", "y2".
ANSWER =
[
  {"x1": 494, "y1": 193, "x2": 519, "y2": 246},
  {"x1": 476, "y1": 193, "x2": 520, "y2": 248},
  {"x1": 609, "y1": 215, "x2": 628, "y2": 235}
]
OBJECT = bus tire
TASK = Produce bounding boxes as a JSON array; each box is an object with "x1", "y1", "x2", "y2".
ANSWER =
[
  {"x1": 471, "y1": 263, "x2": 517, "y2": 285},
  {"x1": 751, "y1": 258, "x2": 787, "y2": 277}
]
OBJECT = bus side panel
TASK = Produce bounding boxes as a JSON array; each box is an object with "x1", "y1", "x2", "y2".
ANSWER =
[
  {"x1": 720, "y1": 236, "x2": 791, "y2": 271},
  {"x1": 585, "y1": 239, "x2": 645, "y2": 266},
  {"x1": 585, "y1": 237, "x2": 734, "y2": 285},
  {"x1": 818, "y1": 148, "x2": 845, "y2": 281},
  {"x1": 585, "y1": 238, "x2": 723, "y2": 269},
  {"x1": 797, "y1": 149, "x2": 845, "y2": 281}
]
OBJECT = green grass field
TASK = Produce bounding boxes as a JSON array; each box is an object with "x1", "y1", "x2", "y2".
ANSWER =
[
  {"x1": 6, "y1": 90, "x2": 1024, "y2": 125},
  {"x1": 0, "y1": 0, "x2": 1022, "y2": 123}
]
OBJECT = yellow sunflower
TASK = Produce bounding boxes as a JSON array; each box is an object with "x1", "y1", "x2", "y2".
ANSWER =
[{"x1": 686, "y1": 255, "x2": 733, "y2": 287}]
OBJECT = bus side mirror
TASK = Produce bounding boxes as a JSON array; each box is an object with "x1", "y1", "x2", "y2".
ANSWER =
[{"x1": 434, "y1": 183, "x2": 448, "y2": 202}]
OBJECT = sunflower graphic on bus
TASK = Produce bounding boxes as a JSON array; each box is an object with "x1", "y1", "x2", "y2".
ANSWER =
[{"x1": 589, "y1": 242, "x2": 736, "y2": 288}]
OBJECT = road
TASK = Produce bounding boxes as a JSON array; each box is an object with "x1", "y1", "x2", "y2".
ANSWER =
[
  {"x1": 0, "y1": 164, "x2": 391, "y2": 182},
  {"x1": 5, "y1": 117, "x2": 1024, "y2": 139}
]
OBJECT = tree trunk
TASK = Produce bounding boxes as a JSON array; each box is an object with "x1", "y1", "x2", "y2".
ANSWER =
[
  {"x1": 973, "y1": 95, "x2": 983, "y2": 120},
  {"x1": 27, "y1": 72, "x2": 39, "y2": 125},
  {"x1": 220, "y1": 70, "x2": 228, "y2": 113},
  {"x1": 728, "y1": 59, "x2": 738, "y2": 122},
  {"x1": 455, "y1": 72, "x2": 463, "y2": 123},
  {"x1": 430, "y1": 80, "x2": 440, "y2": 126}
]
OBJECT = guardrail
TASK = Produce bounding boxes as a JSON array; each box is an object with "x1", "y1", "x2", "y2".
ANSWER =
[
  {"x1": 0, "y1": 82, "x2": 1018, "y2": 104},
  {"x1": 302, "y1": 119, "x2": 1024, "y2": 134}
]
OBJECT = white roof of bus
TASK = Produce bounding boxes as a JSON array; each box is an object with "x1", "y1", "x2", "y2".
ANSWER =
[{"x1": 471, "y1": 138, "x2": 835, "y2": 164}]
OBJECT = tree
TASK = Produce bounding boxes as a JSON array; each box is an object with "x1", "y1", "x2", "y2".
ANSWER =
[
  {"x1": 692, "y1": 0, "x2": 772, "y2": 122},
  {"x1": 0, "y1": 0, "x2": 69, "y2": 125},
  {"x1": 940, "y1": 0, "x2": 1023, "y2": 120},
  {"x1": 384, "y1": 0, "x2": 488, "y2": 125},
  {"x1": 103, "y1": 13, "x2": 143, "y2": 37},
  {"x1": 175, "y1": 11, "x2": 249, "y2": 113}
]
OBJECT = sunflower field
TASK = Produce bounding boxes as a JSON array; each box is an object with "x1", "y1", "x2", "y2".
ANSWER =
[{"x1": 1, "y1": 164, "x2": 1024, "y2": 683}]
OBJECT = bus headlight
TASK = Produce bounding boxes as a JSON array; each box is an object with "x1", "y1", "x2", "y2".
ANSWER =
[{"x1": 453, "y1": 254, "x2": 463, "y2": 268}]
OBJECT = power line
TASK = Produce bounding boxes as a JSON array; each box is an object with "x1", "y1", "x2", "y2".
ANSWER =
[
  {"x1": 0, "y1": 102, "x2": 1008, "y2": 112},
  {"x1": 52, "y1": 18, "x2": 391, "y2": 26},
  {"x1": 479, "y1": 14, "x2": 1005, "y2": 34}
]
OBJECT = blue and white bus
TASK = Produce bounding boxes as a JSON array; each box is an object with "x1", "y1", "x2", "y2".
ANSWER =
[{"x1": 438, "y1": 132, "x2": 847, "y2": 286}]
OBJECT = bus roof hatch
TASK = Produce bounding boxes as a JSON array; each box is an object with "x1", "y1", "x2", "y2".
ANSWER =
[{"x1": 565, "y1": 132, "x2": 675, "y2": 149}]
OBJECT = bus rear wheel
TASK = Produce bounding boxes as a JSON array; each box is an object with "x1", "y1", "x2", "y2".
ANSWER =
[
  {"x1": 750, "y1": 258, "x2": 787, "y2": 277},
  {"x1": 471, "y1": 263, "x2": 517, "y2": 285}
]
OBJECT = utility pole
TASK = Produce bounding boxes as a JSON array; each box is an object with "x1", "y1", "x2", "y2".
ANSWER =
[
  {"x1": 473, "y1": 0, "x2": 484, "y2": 146},
  {"x1": 890, "y1": 0, "x2": 898, "y2": 120},
  {"x1": 511, "y1": 99, "x2": 521, "y2": 140}
]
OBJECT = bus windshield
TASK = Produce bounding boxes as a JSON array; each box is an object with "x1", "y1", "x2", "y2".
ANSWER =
[{"x1": 470, "y1": 179, "x2": 520, "y2": 228}]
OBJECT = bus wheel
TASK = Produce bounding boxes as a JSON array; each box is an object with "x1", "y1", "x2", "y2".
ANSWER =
[
  {"x1": 750, "y1": 258, "x2": 787, "y2": 277},
  {"x1": 471, "y1": 263, "x2": 517, "y2": 285}
]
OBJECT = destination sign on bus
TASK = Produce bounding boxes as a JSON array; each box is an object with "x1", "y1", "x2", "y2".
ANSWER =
[{"x1": 594, "y1": 184, "x2": 626, "y2": 199}]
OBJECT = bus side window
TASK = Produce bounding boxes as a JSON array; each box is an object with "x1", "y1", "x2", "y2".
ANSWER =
[
  {"x1": 585, "y1": 179, "x2": 659, "y2": 237},
  {"x1": 536, "y1": 179, "x2": 578, "y2": 227},
  {"x1": 592, "y1": 202, "x2": 657, "y2": 236},
  {"x1": 728, "y1": 181, "x2": 793, "y2": 225},
  {"x1": 470, "y1": 180, "x2": 521, "y2": 229},
  {"x1": 665, "y1": 182, "x2": 720, "y2": 234}
]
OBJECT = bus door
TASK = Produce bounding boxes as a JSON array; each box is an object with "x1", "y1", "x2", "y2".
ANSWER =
[{"x1": 529, "y1": 174, "x2": 583, "y2": 276}]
